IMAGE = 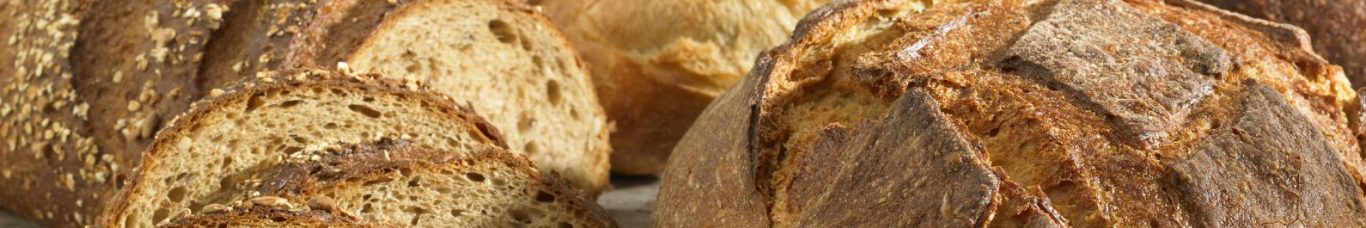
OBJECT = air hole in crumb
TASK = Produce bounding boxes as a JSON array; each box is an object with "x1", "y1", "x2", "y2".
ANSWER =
[
  {"x1": 546, "y1": 80, "x2": 562, "y2": 105},
  {"x1": 559, "y1": 222, "x2": 574, "y2": 228},
  {"x1": 151, "y1": 208, "x2": 170, "y2": 224},
  {"x1": 400, "y1": 168, "x2": 414, "y2": 177},
  {"x1": 408, "y1": 179, "x2": 422, "y2": 187},
  {"x1": 348, "y1": 104, "x2": 383, "y2": 118},
  {"x1": 168, "y1": 187, "x2": 188, "y2": 202},
  {"x1": 525, "y1": 142, "x2": 540, "y2": 156},
  {"x1": 362, "y1": 204, "x2": 375, "y2": 213},
  {"x1": 283, "y1": 146, "x2": 303, "y2": 154},
  {"x1": 278, "y1": 100, "x2": 303, "y2": 108},
  {"x1": 451, "y1": 209, "x2": 465, "y2": 217},
  {"x1": 271, "y1": 216, "x2": 287, "y2": 222},
  {"x1": 492, "y1": 177, "x2": 506, "y2": 186},
  {"x1": 466, "y1": 173, "x2": 486, "y2": 182},
  {"x1": 509, "y1": 207, "x2": 540, "y2": 224},
  {"x1": 324, "y1": 123, "x2": 339, "y2": 129},
  {"x1": 517, "y1": 116, "x2": 534, "y2": 133},
  {"x1": 406, "y1": 63, "x2": 421, "y2": 73},
  {"x1": 535, "y1": 191, "x2": 555, "y2": 203},
  {"x1": 489, "y1": 20, "x2": 517, "y2": 44},
  {"x1": 244, "y1": 93, "x2": 265, "y2": 113}
]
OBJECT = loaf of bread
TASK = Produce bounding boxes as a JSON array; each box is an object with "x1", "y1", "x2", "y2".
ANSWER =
[
  {"x1": 234, "y1": 0, "x2": 611, "y2": 194},
  {"x1": 1197, "y1": 0, "x2": 1366, "y2": 86},
  {"x1": 537, "y1": 0, "x2": 836, "y2": 174},
  {"x1": 658, "y1": 0, "x2": 1366, "y2": 226}
]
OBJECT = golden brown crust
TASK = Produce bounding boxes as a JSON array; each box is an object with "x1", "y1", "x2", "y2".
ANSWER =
[
  {"x1": 98, "y1": 69, "x2": 507, "y2": 227},
  {"x1": 660, "y1": 0, "x2": 1366, "y2": 226},
  {"x1": 1195, "y1": 0, "x2": 1366, "y2": 86},
  {"x1": 539, "y1": 0, "x2": 834, "y2": 175}
]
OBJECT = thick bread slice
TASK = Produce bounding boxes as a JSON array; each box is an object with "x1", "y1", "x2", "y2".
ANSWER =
[
  {"x1": 659, "y1": 0, "x2": 1366, "y2": 226},
  {"x1": 1196, "y1": 0, "x2": 1366, "y2": 86},
  {"x1": 252, "y1": 139, "x2": 615, "y2": 227},
  {"x1": 283, "y1": 0, "x2": 610, "y2": 194},
  {"x1": 0, "y1": 0, "x2": 90, "y2": 226},
  {"x1": 100, "y1": 69, "x2": 507, "y2": 227},
  {"x1": 536, "y1": 0, "x2": 837, "y2": 175},
  {"x1": 164, "y1": 203, "x2": 386, "y2": 228}
]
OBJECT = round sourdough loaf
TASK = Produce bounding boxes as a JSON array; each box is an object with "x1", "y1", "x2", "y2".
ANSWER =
[
  {"x1": 537, "y1": 0, "x2": 840, "y2": 175},
  {"x1": 1197, "y1": 0, "x2": 1366, "y2": 87},
  {"x1": 658, "y1": 0, "x2": 1366, "y2": 226}
]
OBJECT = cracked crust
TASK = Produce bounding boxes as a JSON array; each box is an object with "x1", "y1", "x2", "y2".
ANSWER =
[{"x1": 657, "y1": 0, "x2": 1366, "y2": 226}]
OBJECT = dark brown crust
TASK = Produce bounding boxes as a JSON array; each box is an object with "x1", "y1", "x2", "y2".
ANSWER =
[
  {"x1": 197, "y1": 0, "x2": 329, "y2": 93},
  {"x1": 1194, "y1": 0, "x2": 1366, "y2": 85},
  {"x1": 97, "y1": 69, "x2": 507, "y2": 226},
  {"x1": 253, "y1": 139, "x2": 617, "y2": 227},
  {"x1": 660, "y1": 0, "x2": 1366, "y2": 226},
  {"x1": 163, "y1": 204, "x2": 388, "y2": 228}
]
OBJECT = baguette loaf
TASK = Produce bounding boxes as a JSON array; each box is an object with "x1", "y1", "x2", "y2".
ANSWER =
[
  {"x1": 0, "y1": 0, "x2": 88, "y2": 226},
  {"x1": 277, "y1": 0, "x2": 611, "y2": 194},
  {"x1": 99, "y1": 69, "x2": 509, "y2": 227},
  {"x1": 537, "y1": 0, "x2": 836, "y2": 175},
  {"x1": 1197, "y1": 0, "x2": 1366, "y2": 86},
  {"x1": 658, "y1": 0, "x2": 1366, "y2": 226}
]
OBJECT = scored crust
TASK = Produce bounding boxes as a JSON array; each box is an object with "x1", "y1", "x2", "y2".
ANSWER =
[
  {"x1": 99, "y1": 69, "x2": 508, "y2": 227},
  {"x1": 658, "y1": 0, "x2": 1366, "y2": 226}
]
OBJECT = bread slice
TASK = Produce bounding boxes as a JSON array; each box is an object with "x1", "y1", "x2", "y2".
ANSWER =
[
  {"x1": 1196, "y1": 0, "x2": 1366, "y2": 86},
  {"x1": 254, "y1": 139, "x2": 614, "y2": 227},
  {"x1": 163, "y1": 203, "x2": 384, "y2": 228},
  {"x1": 99, "y1": 69, "x2": 511, "y2": 227},
  {"x1": 164, "y1": 139, "x2": 613, "y2": 228},
  {"x1": 0, "y1": 0, "x2": 92, "y2": 226},
  {"x1": 659, "y1": 0, "x2": 1366, "y2": 226},
  {"x1": 282, "y1": 0, "x2": 610, "y2": 194},
  {"x1": 536, "y1": 0, "x2": 838, "y2": 174}
]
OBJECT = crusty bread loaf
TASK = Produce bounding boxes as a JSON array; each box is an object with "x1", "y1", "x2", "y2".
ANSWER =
[
  {"x1": 166, "y1": 139, "x2": 615, "y2": 228},
  {"x1": 279, "y1": 0, "x2": 611, "y2": 194},
  {"x1": 536, "y1": 0, "x2": 836, "y2": 175},
  {"x1": 658, "y1": 0, "x2": 1366, "y2": 226},
  {"x1": 1197, "y1": 0, "x2": 1366, "y2": 86},
  {"x1": 99, "y1": 69, "x2": 512, "y2": 227},
  {"x1": 197, "y1": 0, "x2": 326, "y2": 91},
  {"x1": 163, "y1": 203, "x2": 386, "y2": 228},
  {"x1": 0, "y1": 0, "x2": 89, "y2": 226}
]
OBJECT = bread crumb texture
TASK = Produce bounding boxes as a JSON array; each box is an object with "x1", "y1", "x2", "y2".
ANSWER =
[{"x1": 658, "y1": 0, "x2": 1366, "y2": 227}]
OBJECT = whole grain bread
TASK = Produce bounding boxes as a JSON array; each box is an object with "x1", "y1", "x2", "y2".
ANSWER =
[
  {"x1": 163, "y1": 203, "x2": 387, "y2": 228},
  {"x1": 0, "y1": 0, "x2": 89, "y2": 226},
  {"x1": 536, "y1": 0, "x2": 837, "y2": 175},
  {"x1": 0, "y1": 0, "x2": 234, "y2": 226},
  {"x1": 98, "y1": 69, "x2": 511, "y2": 227},
  {"x1": 278, "y1": 0, "x2": 611, "y2": 194},
  {"x1": 657, "y1": 0, "x2": 1366, "y2": 226},
  {"x1": 1197, "y1": 0, "x2": 1366, "y2": 86}
]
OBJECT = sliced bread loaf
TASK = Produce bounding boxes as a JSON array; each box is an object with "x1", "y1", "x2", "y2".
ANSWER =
[
  {"x1": 536, "y1": 0, "x2": 838, "y2": 174},
  {"x1": 99, "y1": 69, "x2": 509, "y2": 227},
  {"x1": 252, "y1": 139, "x2": 615, "y2": 227},
  {"x1": 0, "y1": 0, "x2": 91, "y2": 226},
  {"x1": 163, "y1": 202, "x2": 384, "y2": 228},
  {"x1": 282, "y1": 0, "x2": 610, "y2": 194},
  {"x1": 659, "y1": 0, "x2": 1366, "y2": 226}
]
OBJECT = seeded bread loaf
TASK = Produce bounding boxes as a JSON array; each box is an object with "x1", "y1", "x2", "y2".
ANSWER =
[
  {"x1": 0, "y1": 0, "x2": 89, "y2": 226},
  {"x1": 197, "y1": 0, "x2": 327, "y2": 91},
  {"x1": 1197, "y1": 0, "x2": 1366, "y2": 86},
  {"x1": 277, "y1": 0, "x2": 611, "y2": 194},
  {"x1": 658, "y1": 0, "x2": 1366, "y2": 226},
  {"x1": 99, "y1": 69, "x2": 510, "y2": 227},
  {"x1": 536, "y1": 0, "x2": 834, "y2": 175}
]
